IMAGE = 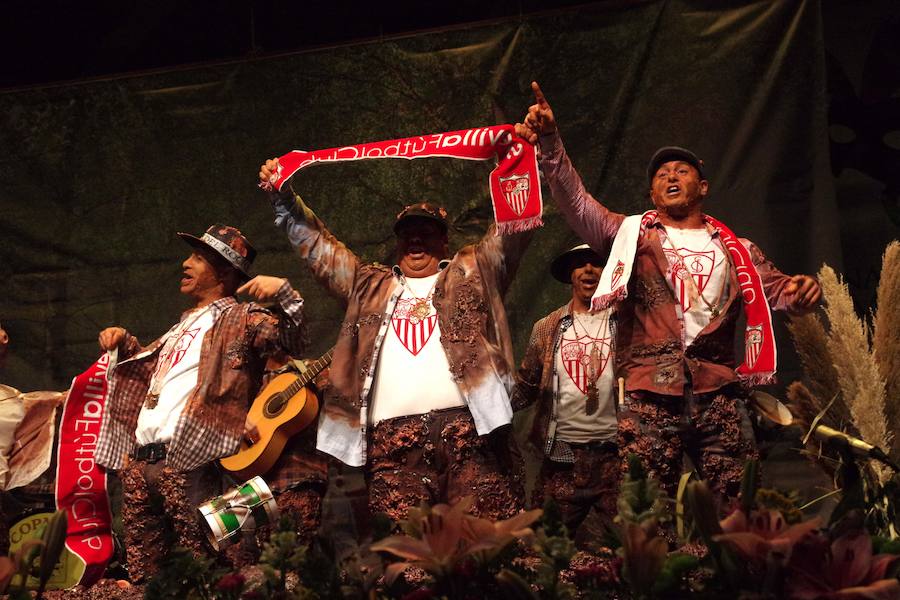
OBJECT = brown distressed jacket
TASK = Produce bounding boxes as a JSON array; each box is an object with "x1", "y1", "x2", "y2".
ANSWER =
[
  {"x1": 95, "y1": 284, "x2": 305, "y2": 472},
  {"x1": 512, "y1": 303, "x2": 569, "y2": 454},
  {"x1": 271, "y1": 190, "x2": 532, "y2": 466},
  {"x1": 540, "y1": 132, "x2": 795, "y2": 396}
]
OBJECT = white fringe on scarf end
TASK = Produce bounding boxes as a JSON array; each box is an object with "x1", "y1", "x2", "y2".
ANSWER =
[{"x1": 495, "y1": 216, "x2": 543, "y2": 236}]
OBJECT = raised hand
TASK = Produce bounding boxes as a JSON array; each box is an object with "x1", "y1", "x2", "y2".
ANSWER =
[
  {"x1": 258, "y1": 158, "x2": 280, "y2": 188},
  {"x1": 515, "y1": 81, "x2": 557, "y2": 145},
  {"x1": 98, "y1": 327, "x2": 126, "y2": 351},
  {"x1": 237, "y1": 275, "x2": 288, "y2": 302}
]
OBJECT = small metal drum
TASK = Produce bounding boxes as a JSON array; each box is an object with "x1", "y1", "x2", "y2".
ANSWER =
[{"x1": 198, "y1": 475, "x2": 279, "y2": 551}]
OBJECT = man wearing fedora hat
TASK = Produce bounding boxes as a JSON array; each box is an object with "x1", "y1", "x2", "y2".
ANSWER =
[
  {"x1": 516, "y1": 83, "x2": 821, "y2": 505},
  {"x1": 513, "y1": 244, "x2": 620, "y2": 541},
  {"x1": 258, "y1": 158, "x2": 528, "y2": 524},
  {"x1": 94, "y1": 224, "x2": 306, "y2": 581}
]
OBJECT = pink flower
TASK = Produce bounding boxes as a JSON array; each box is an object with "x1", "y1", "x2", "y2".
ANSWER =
[
  {"x1": 788, "y1": 531, "x2": 900, "y2": 599},
  {"x1": 713, "y1": 509, "x2": 821, "y2": 563}
]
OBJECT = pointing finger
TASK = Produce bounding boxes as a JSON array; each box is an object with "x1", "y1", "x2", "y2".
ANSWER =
[
  {"x1": 531, "y1": 81, "x2": 549, "y2": 108},
  {"x1": 236, "y1": 279, "x2": 253, "y2": 295}
]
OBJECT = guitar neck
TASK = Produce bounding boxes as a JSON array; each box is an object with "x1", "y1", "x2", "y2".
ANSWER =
[{"x1": 284, "y1": 348, "x2": 334, "y2": 397}]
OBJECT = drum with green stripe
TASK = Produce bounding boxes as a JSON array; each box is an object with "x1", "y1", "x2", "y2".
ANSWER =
[{"x1": 198, "y1": 476, "x2": 279, "y2": 551}]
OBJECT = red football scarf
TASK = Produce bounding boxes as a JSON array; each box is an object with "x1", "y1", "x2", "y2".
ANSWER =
[
  {"x1": 261, "y1": 125, "x2": 542, "y2": 235},
  {"x1": 593, "y1": 211, "x2": 776, "y2": 384},
  {"x1": 55, "y1": 353, "x2": 115, "y2": 586},
  {"x1": 705, "y1": 215, "x2": 776, "y2": 383}
]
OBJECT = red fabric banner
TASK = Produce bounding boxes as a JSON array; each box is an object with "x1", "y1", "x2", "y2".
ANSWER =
[
  {"x1": 263, "y1": 124, "x2": 543, "y2": 235},
  {"x1": 55, "y1": 353, "x2": 115, "y2": 586}
]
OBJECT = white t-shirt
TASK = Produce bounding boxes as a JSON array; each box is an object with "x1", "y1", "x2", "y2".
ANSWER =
[
  {"x1": 662, "y1": 227, "x2": 730, "y2": 347},
  {"x1": 135, "y1": 306, "x2": 215, "y2": 445},
  {"x1": 369, "y1": 273, "x2": 465, "y2": 424},
  {"x1": 554, "y1": 309, "x2": 617, "y2": 443}
]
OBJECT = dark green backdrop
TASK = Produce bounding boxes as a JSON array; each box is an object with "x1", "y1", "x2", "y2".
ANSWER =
[{"x1": 0, "y1": 1, "x2": 850, "y2": 391}]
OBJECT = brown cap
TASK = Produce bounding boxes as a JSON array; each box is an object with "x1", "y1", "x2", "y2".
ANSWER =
[
  {"x1": 394, "y1": 203, "x2": 449, "y2": 234},
  {"x1": 177, "y1": 224, "x2": 256, "y2": 278}
]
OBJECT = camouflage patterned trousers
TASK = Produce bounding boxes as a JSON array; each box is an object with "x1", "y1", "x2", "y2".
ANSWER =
[
  {"x1": 617, "y1": 385, "x2": 758, "y2": 504},
  {"x1": 532, "y1": 441, "x2": 620, "y2": 540},
  {"x1": 366, "y1": 407, "x2": 524, "y2": 524},
  {"x1": 119, "y1": 458, "x2": 222, "y2": 583}
]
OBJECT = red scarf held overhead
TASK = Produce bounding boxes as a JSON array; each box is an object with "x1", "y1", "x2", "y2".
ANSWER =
[{"x1": 261, "y1": 125, "x2": 543, "y2": 235}]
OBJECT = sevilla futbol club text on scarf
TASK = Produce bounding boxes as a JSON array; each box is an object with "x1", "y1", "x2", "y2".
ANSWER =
[
  {"x1": 592, "y1": 211, "x2": 776, "y2": 385},
  {"x1": 262, "y1": 125, "x2": 543, "y2": 235},
  {"x1": 55, "y1": 352, "x2": 115, "y2": 586}
]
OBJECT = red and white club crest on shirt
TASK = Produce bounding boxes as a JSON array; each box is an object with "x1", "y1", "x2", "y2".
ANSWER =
[
  {"x1": 560, "y1": 335, "x2": 611, "y2": 394},
  {"x1": 153, "y1": 327, "x2": 201, "y2": 381},
  {"x1": 392, "y1": 298, "x2": 438, "y2": 356},
  {"x1": 664, "y1": 248, "x2": 715, "y2": 311}
]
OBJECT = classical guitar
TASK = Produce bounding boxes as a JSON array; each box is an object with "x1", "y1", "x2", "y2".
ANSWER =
[{"x1": 220, "y1": 348, "x2": 333, "y2": 480}]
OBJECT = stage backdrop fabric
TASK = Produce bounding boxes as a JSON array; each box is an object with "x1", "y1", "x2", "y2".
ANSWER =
[{"x1": 0, "y1": 0, "x2": 842, "y2": 391}]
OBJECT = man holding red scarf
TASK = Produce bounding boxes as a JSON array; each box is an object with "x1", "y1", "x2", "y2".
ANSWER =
[
  {"x1": 94, "y1": 225, "x2": 306, "y2": 581},
  {"x1": 258, "y1": 158, "x2": 528, "y2": 524},
  {"x1": 516, "y1": 83, "x2": 820, "y2": 503}
]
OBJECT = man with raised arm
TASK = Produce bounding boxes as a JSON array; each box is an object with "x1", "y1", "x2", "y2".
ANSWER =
[
  {"x1": 258, "y1": 159, "x2": 527, "y2": 523},
  {"x1": 516, "y1": 83, "x2": 820, "y2": 502},
  {"x1": 95, "y1": 224, "x2": 305, "y2": 581}
]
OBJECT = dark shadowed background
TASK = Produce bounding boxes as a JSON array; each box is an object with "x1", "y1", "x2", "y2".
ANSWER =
[{"x1": 0, "y1": 0, "x2": 898, "y2": 397}]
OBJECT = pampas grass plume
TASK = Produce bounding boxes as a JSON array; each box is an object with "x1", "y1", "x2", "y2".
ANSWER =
[
  {"x1": 787, "y1": 313, "x2": 847, "y2": 425},
  {"x1": 819, "y1": 265, "x2": 891, "y2": 482},
  {"x1": 873, "y1": 241, "x2": 900, "y2": 459}
]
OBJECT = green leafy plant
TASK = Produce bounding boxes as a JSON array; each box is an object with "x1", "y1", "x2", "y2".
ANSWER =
[
  {"x1": 143, "y1": 546, "x2": 225, "y2": 600},
  {"x1": 614, "y1": 454, "x2": 674, "y2": 598},
  {"x1": 525, "y1": 499, "x2": 577, "y2": 600},
  {"x1": 0, "y1": 509, "x2": 68, "y2": 600},
  {"x1": 0, "y1": 539, "x2": 42, "y2": 600}
]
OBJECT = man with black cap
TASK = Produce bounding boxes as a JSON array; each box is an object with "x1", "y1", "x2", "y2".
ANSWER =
[
  {"x1": 513, "y1": 243, "x2": 619, "y2": 542},
  {"x1": 95, "y1": 224, "x2": 306, "y2": 581},
  {"x1": 258, "y1": 158, "x2": 527, "y2": 524},
  {"x1": 516, "y1": 83, "x2": 821, "y2": 504}
]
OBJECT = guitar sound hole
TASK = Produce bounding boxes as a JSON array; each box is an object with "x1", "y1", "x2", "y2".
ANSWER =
[{"x1": 263, "y1": 393, "x2": 287, "y2": 418}]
